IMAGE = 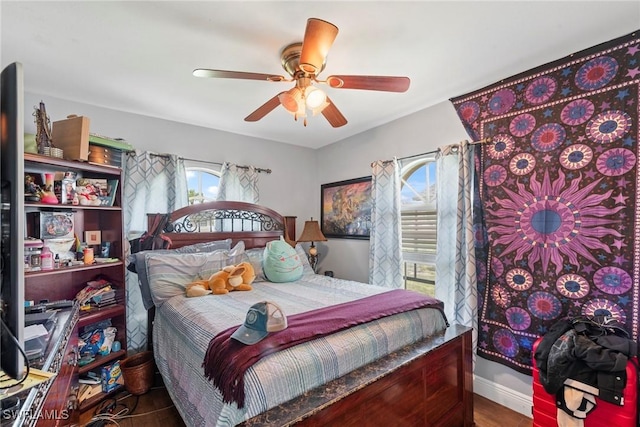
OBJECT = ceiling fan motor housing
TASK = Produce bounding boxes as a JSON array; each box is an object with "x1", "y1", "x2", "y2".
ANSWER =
[{"x1": 281, "y1": 42, "x2": 326, "y2": 77}]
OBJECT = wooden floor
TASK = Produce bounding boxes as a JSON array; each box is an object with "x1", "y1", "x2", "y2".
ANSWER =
[
  {"x1": 78, "y1": 373, "x2": 185, "y2": 427},
  {"x1": 474, "y1": 394, "x2": 533, "y2": 427},
  {"x1": 79, "y1": 383, "x2": 532, "y2": 427}
]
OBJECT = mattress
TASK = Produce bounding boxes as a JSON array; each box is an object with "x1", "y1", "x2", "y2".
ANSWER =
[{"x1": 153, "y1": 274, "x2": 448, "y2": 427}]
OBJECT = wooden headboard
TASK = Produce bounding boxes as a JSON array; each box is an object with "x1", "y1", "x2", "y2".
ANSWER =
[{"x1": 146, "y1": 201, "x2": 297, "y2": 249}]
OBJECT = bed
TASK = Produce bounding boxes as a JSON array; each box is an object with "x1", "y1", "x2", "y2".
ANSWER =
[{"x1": 136, "y1": 201, "x2": 473, "y2": 427}]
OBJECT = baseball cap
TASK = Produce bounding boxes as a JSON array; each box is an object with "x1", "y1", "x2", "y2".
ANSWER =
[{"x1": 231, "y1": 301, "x2": 288, "y2": 345}]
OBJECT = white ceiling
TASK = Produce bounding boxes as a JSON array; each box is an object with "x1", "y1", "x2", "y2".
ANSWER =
[{"x1": 2, "y1": 1, "x2": 639, "y2": 149}]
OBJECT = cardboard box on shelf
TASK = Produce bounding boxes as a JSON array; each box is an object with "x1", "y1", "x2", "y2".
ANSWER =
[{"x1": 51, "y1": 115, "x2": 90, "y2": 161}]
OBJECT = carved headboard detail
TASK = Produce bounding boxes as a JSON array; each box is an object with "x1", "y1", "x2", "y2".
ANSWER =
[{"x1": 146, "y1": 201, "x2": 296, "y2": 249}]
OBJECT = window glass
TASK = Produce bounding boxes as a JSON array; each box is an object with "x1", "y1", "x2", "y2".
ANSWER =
[
  {"x1": 400, "y1": 155, "x2": 437, "y2": 296},
  {"x1": 186, "y1": 167, "x2": 220, "y2": 204}
]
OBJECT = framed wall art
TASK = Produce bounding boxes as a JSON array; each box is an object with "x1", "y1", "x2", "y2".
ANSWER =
[{"x1": 321, "y1": 176, "x2": 372, "y2": 239}]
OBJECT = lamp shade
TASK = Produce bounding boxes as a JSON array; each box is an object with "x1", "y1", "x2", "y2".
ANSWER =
[
  {"x1": 299, "y1": 18, "x2": 339, "y2": 74},
  {"x1": 297, "y1": 219, "x2": 327, "y2": 243},
  {"x1": 305, "y1": 86, "x2": 327, "y2": 109},
  {"x1": 279, "y1": 87, "x2": 303, "y2": 113}
]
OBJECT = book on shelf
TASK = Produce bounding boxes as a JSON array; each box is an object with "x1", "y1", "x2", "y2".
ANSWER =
[
  {"x1": 90, "y1": 290, "x2": 117, "y2": 308},
  {"x1": 88, "y1": 133, "x2": 133, "y2": 151},
  {"x1": 76, "y1": 280, "x2": 115, "y2": 306}
]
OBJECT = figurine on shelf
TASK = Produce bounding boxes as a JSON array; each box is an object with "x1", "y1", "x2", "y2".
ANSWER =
[
  {"x1": 33, "y1": 101, "x2": 53, "y2": 155},
  {"x1": 40, "y1": 172, "x2": 59, "y2": 204},
  {"x1": 24, "y1": 174, "x2": 42, "y2": 202}
]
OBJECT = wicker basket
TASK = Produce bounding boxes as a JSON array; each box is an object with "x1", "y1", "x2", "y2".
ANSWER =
[
  {"x1": 42, "y1": 146, "x2": 64, "y2": 159},
  {"x1": 120, "y1": 351, "x2": 154, "y2": 395}
]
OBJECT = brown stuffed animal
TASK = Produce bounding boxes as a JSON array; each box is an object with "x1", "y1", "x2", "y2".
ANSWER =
[
  {"x1": 232, "y1": 261, "x2": 256, "y2": 290},
  {"x1": 185, "y1": 262, "x2": 256, "y2": 297}
]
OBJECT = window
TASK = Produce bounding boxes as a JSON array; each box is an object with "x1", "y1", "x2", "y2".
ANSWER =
[
  {"x1": 400, "y1": 155, "x2": 437, "y2": 296},
  {"x1": 186, "y1": 167, "x2": 220, "y2": 205}
]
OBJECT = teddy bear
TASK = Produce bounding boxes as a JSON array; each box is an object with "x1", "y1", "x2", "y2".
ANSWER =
[{"x1": 185, "y1": 261, "x2": 256, "y2": 297}]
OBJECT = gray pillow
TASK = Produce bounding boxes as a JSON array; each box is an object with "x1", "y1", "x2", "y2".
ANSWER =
[
  {"x1": 128, "y1": 238, "x2": 232, "y2": 310},
  {"x1": 145, "y1": 241, "x2": 245, "y2": 307}
]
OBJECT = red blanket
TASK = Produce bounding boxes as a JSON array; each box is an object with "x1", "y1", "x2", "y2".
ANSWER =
[{"x1": 203, "y1": 289, "x2": 445, "y2": 408}]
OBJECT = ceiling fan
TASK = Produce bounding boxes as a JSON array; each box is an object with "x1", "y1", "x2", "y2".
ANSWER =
[{"x1": 193, "y1": 18, "x2": 410, "y2": 128}]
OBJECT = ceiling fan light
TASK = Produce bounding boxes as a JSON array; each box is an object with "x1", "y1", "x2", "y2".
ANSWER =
[
  {"x1": 305, "y1": 86, "x2": 327, "y2": 109},
  {"x1": 279, "y1": 87, "x2": 303, "y2": 113}
]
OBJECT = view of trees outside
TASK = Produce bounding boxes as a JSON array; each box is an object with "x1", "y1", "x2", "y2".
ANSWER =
[{"x1": 186, "y1": 168, "x2": 219, "y2": 204}]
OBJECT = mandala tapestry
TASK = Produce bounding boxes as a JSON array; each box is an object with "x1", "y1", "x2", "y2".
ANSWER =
[{"x1": 450, "y1": 30, "x2": 640, "y2": 374}]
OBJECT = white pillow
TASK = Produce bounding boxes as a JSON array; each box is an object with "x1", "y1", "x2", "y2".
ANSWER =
[
  {"x1": 294, "y1": 244, "x2": 316, "y2": 276},
  {"x1": 128, "y1": 238, "x2": 233, "y2": 310},
  {"x1": 243, "y1": 247, "x2": 267, "y2": 282},
  {"x1": 145, "y1": 241, "x2": 245, "y2": 306}
]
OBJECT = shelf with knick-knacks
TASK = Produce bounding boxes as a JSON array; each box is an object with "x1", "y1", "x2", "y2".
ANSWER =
[{"x1": 23, "y1": 151, "x2": 127, "y2": 416}]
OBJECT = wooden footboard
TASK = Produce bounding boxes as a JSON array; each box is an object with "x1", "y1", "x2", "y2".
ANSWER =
[{"x1": 240, "y1": 325, "x2": 474, "y2": 427}]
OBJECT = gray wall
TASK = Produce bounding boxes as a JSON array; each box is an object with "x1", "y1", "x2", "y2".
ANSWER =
[{"x1": 23, "y1": 92, "x2": 532, "y2": 401}]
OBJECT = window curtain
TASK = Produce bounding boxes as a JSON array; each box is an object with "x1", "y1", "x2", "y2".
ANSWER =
[
  {"x1": 435, "y1": 142, "x2": 478, "y2": 366},
  {"x1": 216, "y1": 161, "x2": 259, "y2": 203},
  {"x1": 369, "y1": 158, "x2": 403, "y2": 288},
  {"x1": 123, "y1": 151, "x2": 188, "y2": 352}
]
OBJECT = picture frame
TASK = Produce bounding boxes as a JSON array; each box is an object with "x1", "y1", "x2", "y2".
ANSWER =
[
  {"x1": 85, "y1": 230, "x2": 102, "y2": 246},
  {"x1": 321, "y1": 176, "x2": 372, "y2": 239}
]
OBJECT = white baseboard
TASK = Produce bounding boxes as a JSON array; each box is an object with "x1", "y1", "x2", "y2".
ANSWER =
[{"x1": 474, "y1": 375, "x2": 533, "y2": 418}]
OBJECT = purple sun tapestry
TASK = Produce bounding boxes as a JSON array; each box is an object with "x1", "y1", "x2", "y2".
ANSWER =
[{"x1": 450, "y1": 30, "x2": 640, "y2": 374}]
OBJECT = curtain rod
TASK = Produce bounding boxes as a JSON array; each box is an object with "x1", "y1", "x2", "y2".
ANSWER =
[
  {"x1": 143, "y1": 152, "x2": 272, "y2": 174},
  {"x1": 181, "y1": 157, "x2": 272, "y2": 174},
  {"x1": 468, "y1": 137, "x2": 493, "y2": 145},
  {"x1": 374, "y1": 137, "x2": 493, "y2": 166}
]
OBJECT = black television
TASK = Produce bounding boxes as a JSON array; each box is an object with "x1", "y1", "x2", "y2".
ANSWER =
[{"x1": 0, "y1": 61, "x2": 26, "y2": 380}]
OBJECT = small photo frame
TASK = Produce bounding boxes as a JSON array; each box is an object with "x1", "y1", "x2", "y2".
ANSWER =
[{"x1": 85, "y1": 230, "x2": 102, "y2": 246}]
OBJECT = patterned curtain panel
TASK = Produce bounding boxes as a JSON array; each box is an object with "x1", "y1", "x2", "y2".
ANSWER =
[
  {"x1": 450, "y1": 31, "x2": 640, "y2": 373},
  {"x1": 216, "y1": 161, "x2": 259, "y2": 203},
  {"x1": 123, "y1": 151, "x2": 188, "y2": 352},
  {"x1": 369, "y1": 159, "x2": 403, "y2": 288},
  {"x1": 435, "y1": 143, "x2": 478, "y2": 366}
]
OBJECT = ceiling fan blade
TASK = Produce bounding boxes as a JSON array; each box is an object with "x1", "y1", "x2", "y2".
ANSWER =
[
  {"x1": 244, "y1": 93, "x2": 284, "y2": 122},
  {"x1": 193, "y1": 69, "x2": 285, "y2": 82},
  {"x1": 321, "y1": 97, "x2": 347, "y2": 128},
  {"x1": 326, "y1": 75, "x2": 410, "y2": 92},
  {"x1": 299, "y1": 18, "x2": 339, "y2": 74}
]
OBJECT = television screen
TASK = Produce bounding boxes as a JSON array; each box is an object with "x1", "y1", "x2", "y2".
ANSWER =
[{"x1": 0, "y1": 61, "x2": 26, "y2": 380}]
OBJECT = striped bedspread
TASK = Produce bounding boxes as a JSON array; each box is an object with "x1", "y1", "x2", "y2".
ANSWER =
[{"x1": 153, "y1": 274, "x2": 448, "y2": 427}]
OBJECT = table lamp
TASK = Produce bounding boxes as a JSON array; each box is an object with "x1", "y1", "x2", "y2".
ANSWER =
[{"x1": 297, "y1": 218, "x2": 327, "y2": 273}]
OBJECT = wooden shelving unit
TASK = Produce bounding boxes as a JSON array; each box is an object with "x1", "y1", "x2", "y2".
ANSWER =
[
  {"x1": 78, "y1": 384, "x2": 125, "y2": 413},
  {"x1": 24, "y1": 153, "x2": 127, "y2": 417}
]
